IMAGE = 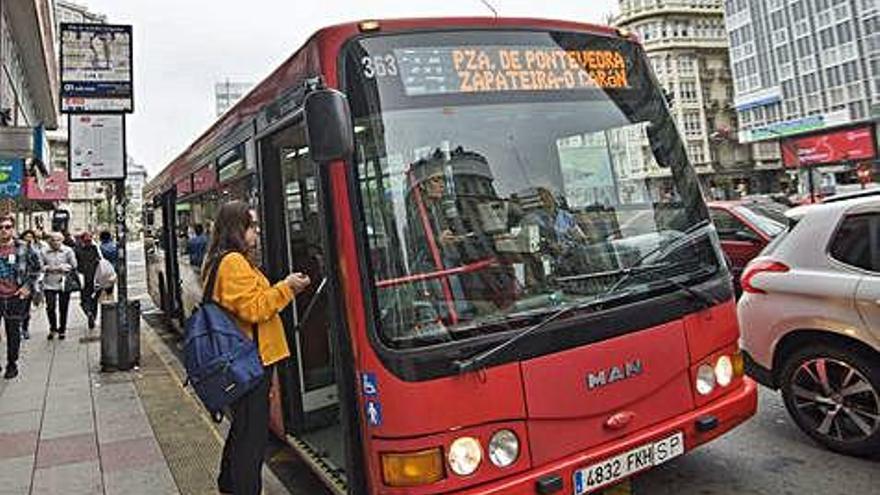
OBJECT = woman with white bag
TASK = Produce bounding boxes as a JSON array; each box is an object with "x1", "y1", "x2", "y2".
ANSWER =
[{"x1": 94, "y1": 244, "x2": 117, "y2": 304}]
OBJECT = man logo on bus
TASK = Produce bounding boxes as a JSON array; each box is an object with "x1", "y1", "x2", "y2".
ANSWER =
[{"x1": 587, "y1": 360, "x2": 643, "y2": 390}]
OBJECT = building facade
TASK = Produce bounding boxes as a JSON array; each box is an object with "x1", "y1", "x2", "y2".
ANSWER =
[
  {"x1": 55, "y1": 0, "x2": 105, "y2": 24},
  {"x1": 0, "y1": 0, "x2": 59, "y2": 225},
  {"x1": 725, "y1": 0, "x2": 880, "y2": 196},
  {"x1": 215, "y1": 81, "x2": 252, "y2": 116},
  {"x1": 127, "y1": 159, "x2": 147, "y2": 238},
  {"x1": 613, "y1": 0, "x2": 755, "y2": 199}
]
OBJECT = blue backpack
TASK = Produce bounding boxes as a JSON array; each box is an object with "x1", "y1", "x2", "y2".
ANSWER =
[{"x1": 183, "y1": 253, "x2": 264, "y2": 421}]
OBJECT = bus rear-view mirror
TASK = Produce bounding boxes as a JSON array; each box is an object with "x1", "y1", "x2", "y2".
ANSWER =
[{"x1": 304, "y1": 89, "x2": 354, "y2": 163}]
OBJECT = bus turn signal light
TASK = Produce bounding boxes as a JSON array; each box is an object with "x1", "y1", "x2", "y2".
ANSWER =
[
  {"x1": 381, "y1": 448, "x2": 445, "y2": 487},
  {"x1": 731, "y1": 351, "x2": 745, "y2": 379}
]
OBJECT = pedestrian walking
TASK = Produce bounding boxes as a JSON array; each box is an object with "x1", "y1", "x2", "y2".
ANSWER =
[
  {"x1": 0, "y1": 215, "x2": 41, "y2": 379},
  {"x1": 61, "y1": 230, "x2": 76, "y2": 248},
  {"x1": 98, "y1": 230, "x2": 118, "y2": 266},
  {"x1": 17, "y1": 229, "x2": 43, "y2": 340},
  {"x1": 187, "y1": 223, "x2": 208, "y2": 268},
  {"x1": 75, "y1": 232, "x2": 100, "y2": 329},
  {"x1": 203, "y1": 201, "x2": 309, "y2": 495},
  {"x1": 41, "y1": 232, "x2": 77, "y2": 340}
]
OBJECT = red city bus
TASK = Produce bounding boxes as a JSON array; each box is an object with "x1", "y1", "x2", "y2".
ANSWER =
[{"x1": 143, "y1": 17, "x2": 757, "y2": 495}]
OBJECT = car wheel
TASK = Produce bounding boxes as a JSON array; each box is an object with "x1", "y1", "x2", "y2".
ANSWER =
[{"x1": 780, "y1": 345, "x2": 880, "y2": 456}]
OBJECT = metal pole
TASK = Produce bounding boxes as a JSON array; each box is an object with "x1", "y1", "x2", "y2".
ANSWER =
[{"x1": 114, "y1": 178, "x2": 129, "y2": 365}]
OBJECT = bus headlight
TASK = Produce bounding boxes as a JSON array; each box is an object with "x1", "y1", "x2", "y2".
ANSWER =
[
  {"x1": 448, "y1": 437, "x2": 482, "y2": 476},
  {"x1": 696, "y1": 364, "x2": 716, "y2": 395},
  {"x1": 714, "y1": 355, "x2": 734, "y2": 387},
  {"x1": 488, "y1": 430, "x2": 519, "y2": 468}
]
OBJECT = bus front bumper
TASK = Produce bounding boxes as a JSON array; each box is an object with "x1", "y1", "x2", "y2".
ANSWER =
[{"x1": 458, "y1": 377, "x2": 757, "y2": 495}]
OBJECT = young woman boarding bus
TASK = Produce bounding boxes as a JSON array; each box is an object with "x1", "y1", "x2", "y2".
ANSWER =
[{"x1": 201, "y1": 201, "x2": 310, "y2": 494}]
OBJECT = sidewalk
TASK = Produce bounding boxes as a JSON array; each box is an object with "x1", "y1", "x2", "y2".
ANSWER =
[
  {"x1": 0, "y1": 295, "x2": 178, "y2": 495},
  {"x1": 0, "y1": 294, "x2": 289, "y2": 495}
]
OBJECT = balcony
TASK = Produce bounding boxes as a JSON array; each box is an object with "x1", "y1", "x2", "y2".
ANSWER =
[{"x1": 642, "y1": 37, "x2": 729, "y2": 52}]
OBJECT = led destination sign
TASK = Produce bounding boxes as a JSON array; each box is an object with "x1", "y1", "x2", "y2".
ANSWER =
[{"x1": 387, "y1": 46, "x2": 631, "y2": 96}]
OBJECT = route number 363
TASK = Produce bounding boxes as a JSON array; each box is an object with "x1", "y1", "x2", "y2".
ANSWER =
[{"x1": 361, "y1": 55, "x2": 398, "y2": 78}]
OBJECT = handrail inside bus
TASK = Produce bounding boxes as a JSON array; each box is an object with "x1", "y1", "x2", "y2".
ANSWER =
[{"x1": 376, "y1": 258, "x2": 498, "y2": 289}]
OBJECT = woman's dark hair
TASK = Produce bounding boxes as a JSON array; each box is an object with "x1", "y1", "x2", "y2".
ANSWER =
[
  {"x1": 20, "y1": 229, "x2": 36, "y2": 241},
  {"x1": 99, "y1": 230, "x2": 112, "y2": 242},
  {"x1": 202, "y1": 200, "x2": 253, "y2": 280}
]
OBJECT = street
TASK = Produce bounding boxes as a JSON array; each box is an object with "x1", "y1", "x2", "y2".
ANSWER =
[{"x1": 633, "y1": 387, "x2": 878, "y2": 494}]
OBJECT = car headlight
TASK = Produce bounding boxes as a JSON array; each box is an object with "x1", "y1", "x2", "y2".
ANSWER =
[
  {"x1": 488, "y1": 430, "x2": 519, "y2": 468},
  {"x1": 715, "y1": 355, "x2": 734, "y2": 387},
  {"x1": 448, "y1": 437, "x2": 482, "y2": 476},
  {"x1": 696, "y1": 364, "x2": 716, "y2": 395}
]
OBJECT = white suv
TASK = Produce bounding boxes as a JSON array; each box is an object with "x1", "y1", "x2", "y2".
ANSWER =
[{"x1": 738, "y1": 196, "x2": 880, "y2": 456}]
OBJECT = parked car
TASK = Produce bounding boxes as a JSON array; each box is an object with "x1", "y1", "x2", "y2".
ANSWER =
[
  {"x1": 821, "y1": 186, "x2": 880, "y2": 204},
  {"x1": 738, "y1": 196, "x2": 880, "y2": 456},
  {"x1": 708, "y1": 201, "x2": 786, "y2": 294}
]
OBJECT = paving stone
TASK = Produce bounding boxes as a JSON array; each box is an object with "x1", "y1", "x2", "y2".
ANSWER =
[
  {"x1": 31, "y1": 460, "x2": 102, "y2": 495},
  {"x1": 40, "y1": 409, "x2": 95, "y2": 440},
  {"x1": 0, "y1": 410, "x2": 41, "y2": 435},
  {"x1": 0, "y1": 455, "x2": 35, "y2": 495},
  {"x1": 0, "y1": 393, "x2": 45, "y2": 415},
  {"x1": 95, "y1": 405, "x2": 154, "y2": 444},
  {"x1": 35, "y1": 432, "x2": 99, "y2": 469},
  {"x1": 99, "y1": 436, "x2": 165, "y2": 473},
  {"x1": 0, "y1": 431, "x2": 38, "y2": 460},
  {"x1": 103, "y1": 460, "x2": 179, "y2": 495}
]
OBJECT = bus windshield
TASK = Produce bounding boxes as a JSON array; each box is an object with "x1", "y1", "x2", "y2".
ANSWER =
[{"x1": 344, "y1": 29, "x2": 722, "y2": 349}]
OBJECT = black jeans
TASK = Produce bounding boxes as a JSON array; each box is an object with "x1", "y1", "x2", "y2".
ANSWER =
[
  {"x1": 0, "y1": 297, "x2": 25, "y2": 365},
  {"x1": 45, "y1": 290, "x2": 71, "y2": 334},
  {"x1": 218, "y1": 371, "x2": 270, "y2": 495},
  {"x1": 81, "y1": 284, "x2": 98, "y2": 318},
  {"x1": 20, "y1": 297, "x2": 33, "y2": 335}
]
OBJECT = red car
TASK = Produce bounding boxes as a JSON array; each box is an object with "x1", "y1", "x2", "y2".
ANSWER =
[{"x1": 708, "y1": 201, "x2": 787, "y2": 294}]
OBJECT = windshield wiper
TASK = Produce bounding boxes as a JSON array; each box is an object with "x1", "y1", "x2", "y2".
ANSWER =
[
  {"x1": 454, "y1": 291, "x2": 628, "y2": 373},
  {"x1": 454, "y1": 219, "x2": 715, "y2": 374},
  {"x1": 617, "y1": 266, "x2": 718, "y2": 308}
]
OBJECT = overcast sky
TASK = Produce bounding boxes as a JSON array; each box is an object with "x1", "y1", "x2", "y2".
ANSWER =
[{"x1": 77, "y1": 1, "x2": 619, "y2": 176}]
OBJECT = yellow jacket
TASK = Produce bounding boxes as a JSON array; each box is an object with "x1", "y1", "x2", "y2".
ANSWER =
[{"x1": 210, "y1": 252, "x2": 293, "y2": 366}]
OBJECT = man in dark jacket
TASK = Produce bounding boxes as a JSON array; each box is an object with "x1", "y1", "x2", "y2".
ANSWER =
[
  {"x1": 99, "y1": 230, "x2": 118, "y2": 266},
  {"x1": 0, "y1": 215, "x2": 41, "y2": 379},
  {"x1": 187, "y1": 224, "x2": 208, "y2": 268},
  {"x1": 76, "y1": 232, "x2": 100, "y2": 329}
]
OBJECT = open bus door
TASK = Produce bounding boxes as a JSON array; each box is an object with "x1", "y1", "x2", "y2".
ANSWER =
[
  {"x1": 159, "y1": 189, "x2": 184, "y2": 325},
  {"x1": 258, "y1": 117, "x2": 351, "y2": 488}
]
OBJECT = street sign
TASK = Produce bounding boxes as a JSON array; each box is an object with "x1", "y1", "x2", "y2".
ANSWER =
[
  {"x1": 68, "y1": 114, "x2": 126, "y2": 181},
  {"x1": 60, "y1": 23, "x2": 133, "y2": 113},
  {"x1": 0, "y1": 158, "x2": 24, "y2": 198}
]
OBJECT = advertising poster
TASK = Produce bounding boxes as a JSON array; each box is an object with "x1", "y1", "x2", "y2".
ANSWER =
[
  {"x1": 69, "y1": 114, "x2": 126, "y2": 181},
  {"x1": 25, "y1": 170, "x2": 69, "y2": 201},
  {"x1": 192, "y1": 165, "x2": 217, "y2": 192},
  {"x1": 782, "y1": 125, "x2": 877, "y2": 167},
  {"x1": 0, "y1": 158, "x2": 24, "y2": 198},
  {"x1": 60, "y1": 23, "x2": 133, "y2": 113}
]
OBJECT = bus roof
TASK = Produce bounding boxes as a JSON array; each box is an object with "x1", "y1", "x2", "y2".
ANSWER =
[{"x1": 145, "y1": 17, "x2": 634, "y2": 198}]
